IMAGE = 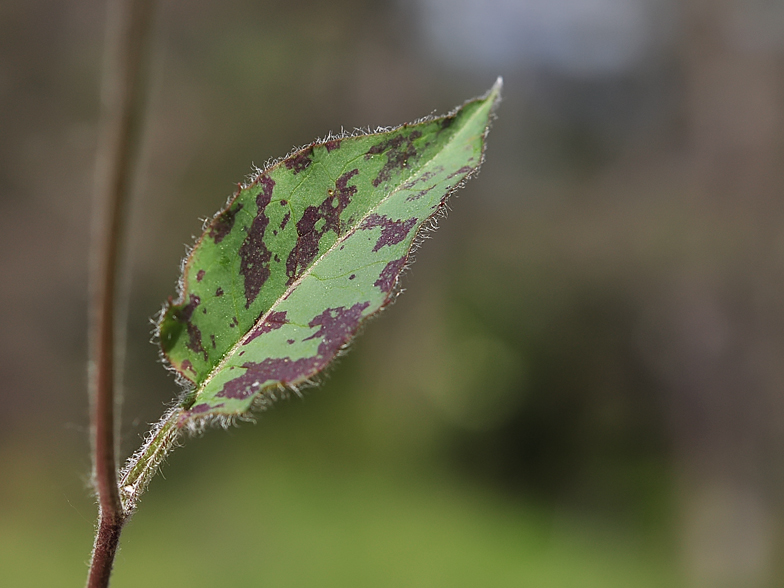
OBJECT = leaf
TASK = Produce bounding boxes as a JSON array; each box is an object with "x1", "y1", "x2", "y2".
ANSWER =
[{"x1": 158, "y1": 79, "x2": 501, "y2": 427}]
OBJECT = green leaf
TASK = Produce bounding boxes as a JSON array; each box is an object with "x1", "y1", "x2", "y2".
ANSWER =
[{"x1": 158, "y1": 79, "x2": 501, "y2": 427}]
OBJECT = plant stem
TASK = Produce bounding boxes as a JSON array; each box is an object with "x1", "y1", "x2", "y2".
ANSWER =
[
  {"x1": 118, "y1": 406, "x2": 183, "y2": 512},
  {"x1": 88, "y1": 0, "x2": 155, "y2": 586}
]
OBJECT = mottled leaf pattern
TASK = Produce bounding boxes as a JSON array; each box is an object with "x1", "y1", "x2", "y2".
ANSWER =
[{"x1": 159, "y1": 79, "x2": 501, "y2": 426}]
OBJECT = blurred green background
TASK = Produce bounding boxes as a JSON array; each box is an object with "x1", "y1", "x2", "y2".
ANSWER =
[{"x1": 2, "y1": 0, "x2": 784, "y2": 586}]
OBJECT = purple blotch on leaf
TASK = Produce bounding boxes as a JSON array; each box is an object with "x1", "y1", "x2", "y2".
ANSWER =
[
  {"x1": 215, "y1": 287, "x2": 224, "y2": 297},
  {"x1": 244, "y1": 310, "x2": 288, "y2": 345},
  {"x1": 186, "y1": 324, "x2": 206, "y2": 361},
  {"x1": 406, "y1": 187, "x2": 434, "y2": 202},
  {"x1": 325, "y1": 139, "x2": 341, "y2": 152},
  {"x1": 181, "y1": 359, "x2": 197, "y2": 376},
  {"x1": 171, "y1": 293, "x2": 198, "y2": 322},
  {"x1": 284, "y1": 147, "x2": 313, "y2": 174},
  {"x1": 447, "y1": 165, "x2": 472, "y2": 180},
  {"x1": 375, "y1": 257, "x2": 406, "y2": 293},
  {"x1": 171, "y1": 294, "x2": 208, "y2": 362},
  {"x1": 216, "y1": 302, "x2": 370, "y2": 400},
  {"x1": 365, "y1": 130, "x2": 422, "y2": 187},
  {"x1": 402, "y1": 168, "x2": 443, "y2": 202},
  {"x1": 360, "y1": 214, "x2": 417, "y2": 252},
  {"x1": 239, "y1": 176, "x2": 275, "y2": 308},
  {"x1": 178, "y1": 402, "x2": 225, "y2": 425},
  {"x1": 286, "y1": 169, "x2": 359, "y2": 283},
  {"x1": 196, "y1": 269, "x2": 205, "y2": 282},
  {"x1": 209, "y1": 202, "x2": 243, "y2": 244},
  {"x1": 440, "y1": 116, "x2": 455, "y2": 130},
  {"x1": 190, "y1": 402, "x2": 222, "y2": 414},
  {"x1": 402, "y1": 169, "x2": 440, "y2": 190}
]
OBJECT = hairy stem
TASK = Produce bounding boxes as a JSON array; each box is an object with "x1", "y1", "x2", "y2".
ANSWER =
[
  {"x1": 87, "y1": 0, "x2": 155, "y2": 586},
  {"x1": 118, "y1": 406, "x2": 183, "y2": 512}
]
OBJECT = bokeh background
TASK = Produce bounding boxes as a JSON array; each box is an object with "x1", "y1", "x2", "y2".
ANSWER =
[{"x1": 3, "y1": 0, "x2": 784, "y2": 586}]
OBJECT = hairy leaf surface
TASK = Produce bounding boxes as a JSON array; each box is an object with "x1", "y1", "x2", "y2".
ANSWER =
[{"x1": 159, "y1": 79, "x2": 501, "y2": 427}]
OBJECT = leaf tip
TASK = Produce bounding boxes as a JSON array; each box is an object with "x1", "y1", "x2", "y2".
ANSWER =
[{"x1": 487, "y1": 77, "x2": 503, "y2": 108}]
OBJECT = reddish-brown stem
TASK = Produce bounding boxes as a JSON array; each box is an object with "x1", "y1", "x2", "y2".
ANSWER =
[
  {"x1": 87, "y1": 0, "x2": 154, "y2": 586},
  {"x1": 88, "y1": 511, "x2": 125, "y2": 588}
]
